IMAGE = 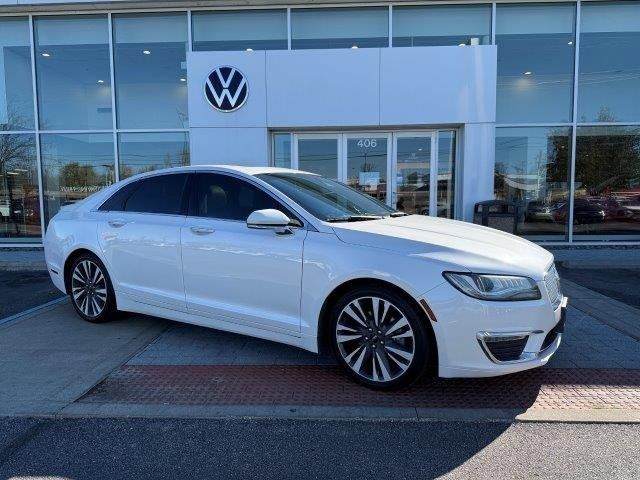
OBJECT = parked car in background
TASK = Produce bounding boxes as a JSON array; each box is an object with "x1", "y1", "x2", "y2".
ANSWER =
[{"x1": 45, "y1": 166, "x2": 566, "y2": 389}]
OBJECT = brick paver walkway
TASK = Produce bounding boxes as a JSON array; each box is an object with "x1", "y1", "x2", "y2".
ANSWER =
[{"x1": 80, "y1": 365, "x2": 640, "y2": 411}]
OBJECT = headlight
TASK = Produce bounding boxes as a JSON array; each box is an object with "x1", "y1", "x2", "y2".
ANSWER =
[{"x1": 443, "y1": 272, "x2": 541, "y2": 301}]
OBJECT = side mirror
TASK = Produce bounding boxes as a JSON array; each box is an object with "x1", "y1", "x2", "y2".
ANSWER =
[{"x1": 247, "y1": 209, "x2": 293, "y2": 235}]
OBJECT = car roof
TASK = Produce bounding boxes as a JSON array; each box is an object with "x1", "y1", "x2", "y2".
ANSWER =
[{"x1": 143, "y1": 165, "x2": 312, "y2": 177}]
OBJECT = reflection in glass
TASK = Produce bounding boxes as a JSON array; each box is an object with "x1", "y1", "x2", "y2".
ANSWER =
[
  {"x1": 34, "y1": 15, "x2": 111, "y2": 130},
  {"x1": 496, "y1": 4, "x2": 575, "y2": 123},
  {"x1": 291, "y1": 8, "x2": 388, "y2": 49},
  {"x1": 297, "y1": 138, "x2": 338, "y2": 179},
  {"x1": 113, "y1": 13, "x2": 188, "y2": 129},
  {"x1": 40, "y1": 133, "x2": 115, "y2": 225},
  {"x1": 0, "y1": 134, "x2": 40, "y2": 241},
  {"x1": 574, "y1": 126, "x2": 640, "y2": 238},
  {"x1": 0, "y1": 18, "x2": 35, "y2": 131},
  {"x1": 118, "y1": 132, "x2": 189, "y2": 179},
  {"x1": 579, "y1": 2, "x2": 640, "y2": 123},
  {"x1": 393, "y1": 5, "x2": 491, "y2": 47},
  {"x1": 396, "y1": 136, "x2": 431, "y2": 215},
  {"x1": 192, "y1": 10, "x2": 287, "y2": 51},
  {"x1": 494, "y1": 127, "x2": 570, "y2": 239},
  {"x1": 272, "y1": 133, "x2": 291, "y2": 168},
  {"x1": 437, "y1": 131, "x2": 456, "y2": 219},
  {"x1": 346, "y1": 136, "x2": 387, "y2": 204}
]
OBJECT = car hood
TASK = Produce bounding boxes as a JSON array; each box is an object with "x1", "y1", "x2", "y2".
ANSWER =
[{"x1": 330, "y1": 215, "x2": 554, "y2": 280}]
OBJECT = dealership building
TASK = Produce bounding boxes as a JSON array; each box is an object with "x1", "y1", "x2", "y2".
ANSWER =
[{"x1": 0, "y1": 0, "x2": 638, "y2": 246}]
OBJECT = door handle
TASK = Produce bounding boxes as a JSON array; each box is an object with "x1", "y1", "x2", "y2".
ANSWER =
[
  {"x1": 108, "y1": 219, "x2": 128, "y2": 228},
  {"x1": 190, "y1": 226, "x2": 215, "y2": 235}
]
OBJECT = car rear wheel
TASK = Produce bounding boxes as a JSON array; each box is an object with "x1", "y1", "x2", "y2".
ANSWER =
[
  {"x1": 69, "y1": 253, "x2": 116, "y2": 323},
  {"x1": 329, "y1": 286, "x2": 431, "y2": 389}
]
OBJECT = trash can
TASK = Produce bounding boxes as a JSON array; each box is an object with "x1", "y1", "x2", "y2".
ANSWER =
[{"x1": 473, "y1": 200, "x2": 521, "y2": 234}]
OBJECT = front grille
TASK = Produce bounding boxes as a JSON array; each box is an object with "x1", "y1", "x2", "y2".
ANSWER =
[
  {"x1": 544, "y1": 264, "x2": 562, "y2": 310},
  {"x1": 484, "y1": 337, "x2": 528, "y2": 362}
]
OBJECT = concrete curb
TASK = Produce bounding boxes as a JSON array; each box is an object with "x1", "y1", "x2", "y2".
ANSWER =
[
  {"x1": 55, "y1": 402, "x2": 640, "y2": 424},
  {"x1": 0, "y1": 296, "x2": 68, "y2": 328}
]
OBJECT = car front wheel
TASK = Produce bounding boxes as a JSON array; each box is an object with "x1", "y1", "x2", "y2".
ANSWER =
[
  {"x1": 69, "y1": 253, "x2": 117, "y2": 323},
  {"x1": 330, "y1": 286, "x2": 431, "y2": 389}
]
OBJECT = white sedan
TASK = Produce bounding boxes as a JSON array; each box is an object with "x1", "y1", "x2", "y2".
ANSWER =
[{"x1": 44, "y1": 166, "x2": 567, "y2": 389}]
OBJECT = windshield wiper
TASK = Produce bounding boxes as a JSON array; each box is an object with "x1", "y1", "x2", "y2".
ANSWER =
[{"x1": 325, "y1": 215, "x2": 384, "y2": 223}]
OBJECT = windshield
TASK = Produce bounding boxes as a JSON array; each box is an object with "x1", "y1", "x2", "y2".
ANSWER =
[{"x1": 257, "y1": 173, "x2": 399, "y2": 222}]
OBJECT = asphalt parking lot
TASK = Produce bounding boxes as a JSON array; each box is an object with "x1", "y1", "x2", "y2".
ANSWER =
[{"x1": 0, "y1": 269, "x2": 63, "y2": 318}]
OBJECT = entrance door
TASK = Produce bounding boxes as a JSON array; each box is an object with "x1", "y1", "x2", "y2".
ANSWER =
[{"x1": 291, "y1": 131, "x2": 444, "y2": 217}]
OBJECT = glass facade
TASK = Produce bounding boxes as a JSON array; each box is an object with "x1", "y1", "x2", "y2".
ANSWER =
[
  {"x1": 34, "y1": 16, "x2": 112, "y2": 130},
  {"x1": 0, "y1": 2, "x2": 638, "y2": 244},
  {"x1": 495, "y1": 127, "x2": 571, "y2": 239},
  {"x1": 574, "y1": 126, "x2": 640, "y2": 237},
  {"x1": 496, "y1": 3, "x2": 576, "y2": 124},
  {"x1": 578, "y1": 2, "x2": 640, "y2": 123},
  {"x1": 0, "y1": 18, "x2": 34, "y2": 131},
  {"x1": 118, "y1": 132, "x2": 190, "y2": 179},
  {"x1": 291, "y1": 7, "x2": 388, "y2": 49},
  {"x1": 40, "y1": 133, "x2": 115, "y2": 224},
  {"x1": 393, "y1": 5, "x2": 491, "y2": 47},
  {"x1": 113, "y1": 13, "x2": 188, "y2": 129},
  {"x1": 192, "y1": 10, "x2": 288, "y2": 51}
]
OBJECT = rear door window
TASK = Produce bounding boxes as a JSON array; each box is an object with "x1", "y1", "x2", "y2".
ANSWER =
[{"x1": 122, "y1": 173, "x2": 189, "y2": 215}]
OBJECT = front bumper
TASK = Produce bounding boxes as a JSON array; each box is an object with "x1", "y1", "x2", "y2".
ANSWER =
[
  {"x1": 425, "y1": 278, "x2": 568, "y2": 378},
  {"x1": 476, "y1": 296, "x2": 567, "y2": 365}
]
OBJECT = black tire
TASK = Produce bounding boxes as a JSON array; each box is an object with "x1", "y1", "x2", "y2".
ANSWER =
[
  {"x1": 68, "y1": 253, "x2": 117, "y2": 323},
  {"x1": 329, "y1": 286, "x2": 432, "y2": 390}
]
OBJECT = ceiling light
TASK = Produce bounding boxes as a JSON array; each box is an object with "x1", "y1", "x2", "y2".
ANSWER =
[
  {"x1": 41, "y1": 52, "x2": 50, "y2": 57},
  {"x1": 7, "y1": 171, "x2": 18, "y2": 175},
  {"x1": 97, "y1": 79, "x2": 105, "y2": 84},
  {"x1": 568, "y1": 41, "x2": 573, "y2": 45},
  {"x1": 458, "y1": 43, "x2": 466, "y2": 47},
  {"x1": 523, "y1": 71, "x2": 532, "y2": 75},
  {"x1": 179, "y1": 78, "x2": 186, "y2": 82},
  {"x1": 246, "y1": 48, "x2": 254, "y2": 52},
  {"x1": 351, "y1": 45, "x2": 358, "y2": 49},
  {"x1": 142, "y1": 50, "x2": 151, "y2": 55}
]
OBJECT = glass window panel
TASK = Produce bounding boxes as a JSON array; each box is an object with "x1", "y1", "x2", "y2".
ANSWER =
[
  {"x1": 574, "y1": 126, "x2": 640, "y2": 238},
  {"x1": 437, "y1": 131, "x2": 456, "y2": 219},
  {"x1": 291, "y1": 7, "x2": 388, "y2": 49},
  {"x1": 40, "y1": 133, "x2": 115, "y2": 226},
  {"x1": 578, "y1": 2, "x2": 640, "y2": 123},
  {"x1": 34, "y1": 16, "x2": 111, "y2": 130},
  {"x1": 118, "y1": 132, "x2": 190, "y2": 179},
  {"x1": 494, "y1": 127, "x2": 571, "y2": 239},
  {"x1": 346, "y1": 136, "x2": 388, "y2": 205},
  {"x1": 496, "y1": 4, "x2": 575, "y2": 123},
  {"x1": 0, "y1": 18, "x2": 34, "y2": 131},
  {"x1": 0, "y1": 134, "x2": 40, "y2": 241},
  {"x1": 396, "y1": 136, "x2": 431, "y2": 215},
  {"x1": 272, "y1": 133, "x2": 291, "y2": 168},
  {"x1": 297, "y1": 138, "x2": 338, "y2": 179},
  {"x1": 393, "y1": 5, "x2": 491, "y2": 47},
  {"x1": 192, "y1": 10, "x2": 287, "y2": 51},
  {"x1": 113, "y1": 13, "x2": 188, "y2": 129}
]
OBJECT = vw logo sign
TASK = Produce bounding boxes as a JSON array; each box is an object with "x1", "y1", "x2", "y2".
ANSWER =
[{"x1": 204, "y1": 66, "x2": 248, "y2": 112}]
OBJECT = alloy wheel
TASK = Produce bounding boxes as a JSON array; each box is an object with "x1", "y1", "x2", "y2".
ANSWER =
[
  {"x1": 335, "y1": 296, "x2": 416, "y2": 383},
  {"x1": 71, "y1": 259, "x2": 108, "y2": 318}
]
